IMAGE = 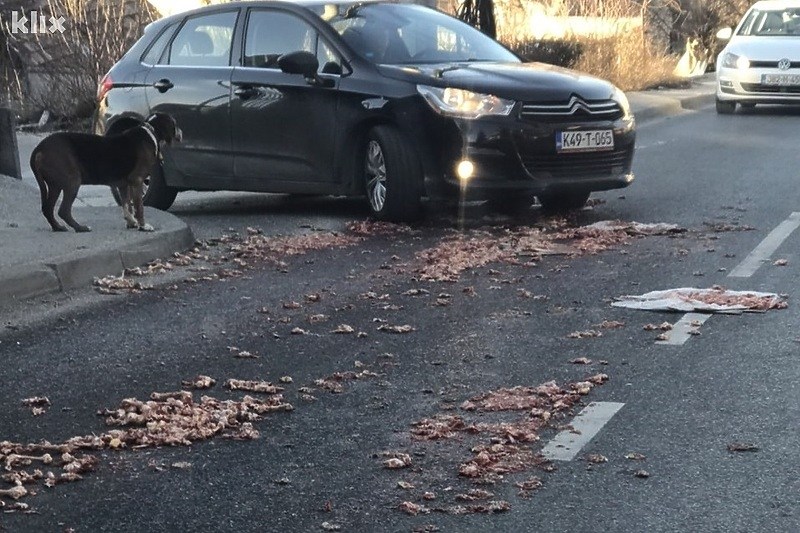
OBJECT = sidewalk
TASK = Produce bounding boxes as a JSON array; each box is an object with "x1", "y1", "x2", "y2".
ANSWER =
[{"x1": 0, "y1": 75, "x2": 715, "y2": 304}]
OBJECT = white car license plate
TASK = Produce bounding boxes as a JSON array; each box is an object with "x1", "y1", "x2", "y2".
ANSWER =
[
  {"x1": 556, "y1": 130, "x2": 614, "y2": 153},
  {"x1": 762, "y1": 74, "x2": 800, "y2": 86}
]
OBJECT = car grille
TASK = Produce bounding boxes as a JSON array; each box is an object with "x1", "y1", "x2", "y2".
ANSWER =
[
  {"x1": 749, "y1": 60, "x2": 800, "y2": 69},
  {"x1": 740, "y1": 82, "x2": 800, "y2": 94},
  {"x1": 521, "y1": 149, "x2": 630, "y2": 178},
  {"x1": 521, "y1": 97, "x2": 623, "y2": 122}
]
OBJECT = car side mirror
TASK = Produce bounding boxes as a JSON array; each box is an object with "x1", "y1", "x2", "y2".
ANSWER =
[
  {"x1": 278, "y1": 51, "x2": 334, "y2": 88},
  {"x1": 716, "y1": 27, "x2": 733, "y2": 41},
  {"x1": 278, "y1": 51, "x2": 319, "y2": 77}
]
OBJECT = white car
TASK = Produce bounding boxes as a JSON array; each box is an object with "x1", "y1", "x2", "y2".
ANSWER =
[{"x1": 715, "y1": 0, "x2": 800, "y2": 113}]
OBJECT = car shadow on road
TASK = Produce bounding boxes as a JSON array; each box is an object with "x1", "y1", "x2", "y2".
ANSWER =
[
  {"x1": 166, "y1": 191, "x2": 604, "y2": 236},
  {"x1": 736, "y1": 105, "x2": 800, "y2": 116}
]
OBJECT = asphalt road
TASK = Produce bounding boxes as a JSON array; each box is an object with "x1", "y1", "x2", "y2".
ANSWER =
[{"x1": 1, "y1": 105, "x2": 799, "y2": 533}]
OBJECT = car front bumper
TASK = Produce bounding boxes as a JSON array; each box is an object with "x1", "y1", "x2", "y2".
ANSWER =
[
  {"x1": 717, "y1": 65, "x2": 800, "y2": 103},
  {"x1": 418, "y1": 111, "x2": 636, "y2": 199}
]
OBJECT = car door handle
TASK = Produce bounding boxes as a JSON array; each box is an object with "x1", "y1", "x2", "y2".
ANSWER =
[
  {"x1": 233, "y1": 86, "x2": 258, "y2": 99},
  {"x1": 153, "y1": 79, "x2": 174, "y2": 93}
]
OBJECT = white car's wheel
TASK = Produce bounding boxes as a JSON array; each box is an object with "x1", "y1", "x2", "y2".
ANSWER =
[{"x1": 716, "y1": 99, "x2": 736, "y2": 114}]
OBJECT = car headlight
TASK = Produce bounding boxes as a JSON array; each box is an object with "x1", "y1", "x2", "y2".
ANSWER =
[
  {"x1": 612, "y1": 87, "x2": 631, "y2": 118},
  {"x1": 722, "y1": 52, "x2": 749, "y2": 70},
  {"x1": 417, "y1": 85, "x2": 515, "y2": 119}
]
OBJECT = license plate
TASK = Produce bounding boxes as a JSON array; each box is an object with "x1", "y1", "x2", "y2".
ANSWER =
[
  {"x1": 556, "y1": 130, "x2": 614, "y2": 153},
  {"x1": 762, "y1": 74, "x2": 800, "y2": 86}
]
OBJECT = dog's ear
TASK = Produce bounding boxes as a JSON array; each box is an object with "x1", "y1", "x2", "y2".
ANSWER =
[{"x1": 146, "y1": 113, "x2": 180, "y2": 144}]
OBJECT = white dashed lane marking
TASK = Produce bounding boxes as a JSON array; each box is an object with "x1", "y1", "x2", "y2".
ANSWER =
[
  {"x1": 541, "y1": 402, "x2": 625, "y2": 461},
  {"x1": 656, "y1": 312, "x2": 711, "y2": 346},
  {"x1": 729, "y1": 212, "x2": 800, "y2": 278}
]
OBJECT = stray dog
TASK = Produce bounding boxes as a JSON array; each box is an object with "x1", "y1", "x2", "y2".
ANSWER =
[{"x1": 30, "y1": 113, "x2": 182, "y2": 232}]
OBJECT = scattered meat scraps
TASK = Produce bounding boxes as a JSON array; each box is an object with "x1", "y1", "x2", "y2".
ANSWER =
[
  {"x1": 377, "y1": 324, "x2": 415, "y2": 334},
  {"x1": 613, "y1": 287, "x2": 787, "y2": 313},
  {"x1": 455, "y1": 488, "x2": 494, "y2": 501},
  {"x1": 1, "y1": 389, "x2": 293, "y2": 511},
  {"x1": 411, "y1": 415, "x2": 474, "y2": 441},
  {"x1": 93, "y1": 275, "x2": 151, "y2": 294},
  {"x1": 461, "y1": 381, "x2": 582, "y2": 412},
  {"x1": 566, "y1": 329, "x2": 603, "y2": 339},
  {"x1": 459, "y1": 443, "x2": 538, "y2": 478},
  {"x1": 643, "y1": 322, "x2": 673, "y2": 331},
  {"x1": 514, "y1": 476, "x2": 543, "y2": 496},
  {"x1": 181, "y1": 375, "x2": 216, "y2": 390},
  {"x1": 313, "y1": 369, "x2": 380, "y2": 394},
  {"x1": 21, "y1": 397, "x2": 51, "y2": 416},
  {"x1": 380, "y1": 451, "x2": 413, "y2": 469},
  {"x1": 228, "y1": 231, "x2": 361, "y2": 266},
  {"x1": 418, "y1": 216, "x2": 664, "y2": 281},
  {"x1": 388, "y1": 376, "x2": 608, "y2": 516},
  {"x1": 225, "y1": 380, "x2": 284, "y2": 394},
  {"x1": 399, "y1": 501, "x2": 429, "y2": 515},
  {"x1": 345, "y1": 220, "x2": 415, "y2": 236},
  {"x1": 594, "y1": 320, "x2": 625, "y2": 329}
]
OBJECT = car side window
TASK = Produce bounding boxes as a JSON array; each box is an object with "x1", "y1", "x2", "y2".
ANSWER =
[
  {"x1": 142, "y1": 22, "x2": 178, "y2": 65},
  {"x1": 168, "y1": 11, "x2": 238, "y2": 67},
  {"x1": 244, "y1": 10, "x2": 316, "y2": 69},
  {"x1": 317, "y1": 38, "x2": 343, "y2": 75}
]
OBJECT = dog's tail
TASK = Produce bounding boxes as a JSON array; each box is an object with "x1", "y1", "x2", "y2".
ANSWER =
[{"x1": 30, "y1": 150, "x2": 49, "y2": 212}]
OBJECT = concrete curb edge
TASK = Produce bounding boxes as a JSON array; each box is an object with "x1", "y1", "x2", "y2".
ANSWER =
[{"x1": 0, "y1": 224, "x2": 195, "y2": 302}]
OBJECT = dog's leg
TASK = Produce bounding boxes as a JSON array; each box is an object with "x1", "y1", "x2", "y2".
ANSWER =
[
  {"x1": 133, "y1": 183, "x2": 154, "y2": 232},
  {"x1": 58, "y1": 182, "x2": 91, "y2": 233},
  {"x1": 118, "y1": 186, "x2": 138, "y2": 229},
  {"x1": 32, "y1": 156, "x2": 67, "y2": 232},
  {"x1": 42, "y1": 182, "x2": 67, "y2": 232}
]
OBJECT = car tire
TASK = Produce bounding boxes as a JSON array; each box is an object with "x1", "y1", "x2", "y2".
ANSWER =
[
  {"x1": 143, "y1": 163, "x2": 178, "y2": 210},
  {"x1": 715, "y1": 99, "x2": 736, "y2": 114},
  {"x1": 537, "y1": 191, "x2": 590, "y2": 212},
  {"x1": 109, "y1": 163, "x2": 178, "y2": 211},
  {"x1": 486, "y1": 194, "x2": 535, "y2": 215},
  {"x1": 363, "y1": 126, "x2": 423, "y2": 222}
]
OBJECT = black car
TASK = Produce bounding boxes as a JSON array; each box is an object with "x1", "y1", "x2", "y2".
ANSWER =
[{"x1": 95, "y1": 0, "x2": 636, "y2": 221}]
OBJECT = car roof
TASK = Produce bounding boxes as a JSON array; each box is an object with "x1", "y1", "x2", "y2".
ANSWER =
[
  {"x1": 158, "y1": 0, "x2": 408, "y2": 20},
  {"x1": 750, "y1": 1, "x2": 800, "y2": 10},
  {"x1": 147, "y1": 0, "x2": 415, "y2": 29}
]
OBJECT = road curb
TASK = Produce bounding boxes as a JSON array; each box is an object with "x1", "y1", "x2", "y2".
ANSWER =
[
  {"x1": 630, "y1": 88, "x2": 715, "y2": 124},
  {"x1": 0, "y1": 223, "x2": 195, "y2": 302}
]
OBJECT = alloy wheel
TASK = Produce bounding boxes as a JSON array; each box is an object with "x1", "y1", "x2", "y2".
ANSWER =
[{"x1": 365, "y1": 140, "x2": 387, "y2": 213}]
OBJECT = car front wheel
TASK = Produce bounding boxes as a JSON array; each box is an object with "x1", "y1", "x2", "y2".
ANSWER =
[
  {"x1": 142, "y1": 163, "x2": 178, "y2": 210},
  {"x1": 538, "y1": 191, "x2": 590, "y2": 212},
  {"x1": 110, "y1": 163, "x2": 178, "y2": 210},
  {"x1": 363, "y1": 126, "x2": 423, "y2": 222},
  {"x1": 716, "y1": 99, "x2": 736, "y2": 114}
]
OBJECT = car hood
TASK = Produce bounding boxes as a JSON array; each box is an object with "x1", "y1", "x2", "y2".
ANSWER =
[
  {"x1": 725, "y1": 36, "x2": 800, "y2": 59},
  {"x1": 377, "y1": 61, "x2": 618, "y2": 102}
]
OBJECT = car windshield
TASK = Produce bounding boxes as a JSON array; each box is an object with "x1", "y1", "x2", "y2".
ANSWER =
[
  {"x1": 737, "y1": 7, "x2": 800, "y2": 36},
  {"x1": 316, "y1": 2, "x2": 519, "y2": 64}
]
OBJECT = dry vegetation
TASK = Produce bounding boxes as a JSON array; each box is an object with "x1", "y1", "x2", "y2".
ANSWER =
[
  {"x1": 1, "y1": 0, "x2": 156, "y2": 123},
  {"x1": 494, "y1": 0, "x2": 682, "y2": 91}
]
